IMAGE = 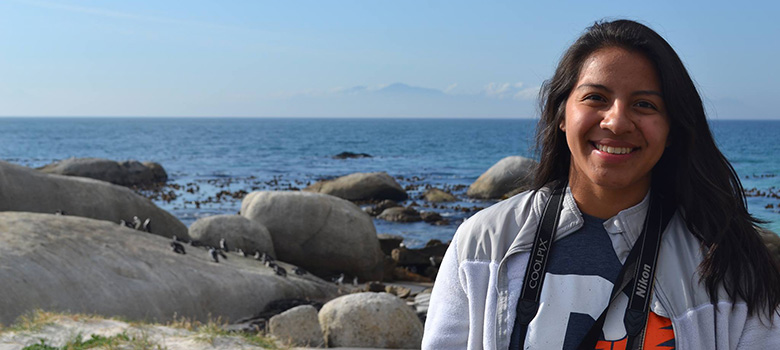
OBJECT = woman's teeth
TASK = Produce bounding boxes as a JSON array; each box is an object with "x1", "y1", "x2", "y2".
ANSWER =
[{"x1": 595, "y1": 144, "x2": 633, "y2": 155}]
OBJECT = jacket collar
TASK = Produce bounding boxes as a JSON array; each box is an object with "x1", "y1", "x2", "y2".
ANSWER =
[{"x1": 508, "y1": 186, "x2": 652, "y2": 253}]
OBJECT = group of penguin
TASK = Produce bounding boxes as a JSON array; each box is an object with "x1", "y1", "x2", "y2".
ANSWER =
[
  {"x1": 168, "y1": 235, "x2": 307, "y2": 279},
  {"x1": 114, "y1": 215, "x2": 356, "y2": 284}
]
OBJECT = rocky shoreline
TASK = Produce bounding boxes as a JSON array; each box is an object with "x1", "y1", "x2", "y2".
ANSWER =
[{"x1": 1, "y1": 156, "x2": 778, "y2": 349}]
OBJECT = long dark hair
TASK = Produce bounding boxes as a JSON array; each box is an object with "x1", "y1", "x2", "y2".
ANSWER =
[{"x1": 533, "y1": 19, "x2": 780, "y2": 316}]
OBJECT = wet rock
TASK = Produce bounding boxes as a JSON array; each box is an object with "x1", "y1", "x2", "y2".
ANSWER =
[
  {"x1": 333, "y1": 152, "x2": 372, "y2": 159},
  {"x1": 38, "y1": 157, "x2": 167, "y2": 187},
  {"x1": 268, "y1": 305, "x2": 324, "y2": 347},
  {"x1": 0, "y1": 212, "x2": 338, "y2": 326},
  {"x1": 377, "y1": 207, "x2": 422, "y2": 223},
  {"x1": 467, "y1": 156, "x2": 537, "y2": 199},
  {"x1": 0, "y1": 161, "x2": 188, "y2": 240},
  {"x1": 319, "y1": 293, "x2": 423, "y2": 349},
  {"x1": 188, "y1": 215, "x2": 276, "y2": 259},
  {"x1": 420, "y1": 211, "x2": 443, "y2": 223},
  {"x1": 303, "y1": 172, "x2": 408, "y2": 202},
  {"x1": 422, "y1": 188, "x2": 457, "y2": 202},
  {"x1": 364, "y1": 199, "x2": 401, "y2": 216},
  {"x1": 241, "y1": 191, "x2": 384, "y2": 281}
]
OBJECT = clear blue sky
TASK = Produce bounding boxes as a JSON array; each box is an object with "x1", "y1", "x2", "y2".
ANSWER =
[{"x1": 1, "y1": 0, "x2": 778, "y2": 119}]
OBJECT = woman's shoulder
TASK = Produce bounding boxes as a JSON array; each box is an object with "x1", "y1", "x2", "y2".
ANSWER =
[{"x1": 453, "y1": 188, "x2": 549, "y2": 262}]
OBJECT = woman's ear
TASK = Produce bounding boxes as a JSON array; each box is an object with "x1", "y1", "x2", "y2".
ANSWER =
[{"x1": 559, "y1": 121, "x2": 566, "y2": 132}]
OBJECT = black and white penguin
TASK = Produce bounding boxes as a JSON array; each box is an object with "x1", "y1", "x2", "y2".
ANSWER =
[
  {"x1": 352, "y1": 276, "x2": 359, "y2": 286},
  {"x1": 293, "y1": 267, "x2": 307, "y2": 276},
  {"x1": 237, "y1": 248, "x2": 247, "y2": 257},
  {"x1": 274, "y1": 265, "x2": 287, "y2": 277},
  {"x1": 253, "y1": 251, "x2": 262, "y2": 260},
  {"x1": 142, "y1": 218, "x2": 152, "y2": 233},
  {"x1": 261, "y1": 252, "x2": 274, "y2": 264},
  {"x1": 55, "y1": 210, "x2": 66, "y2": 215},
  {"x1": 265, "y1": 260, "x2": 277, "y2": 268},
  {"x1": 132, "y1": 216, "x2": 143, "y2": 230},
  {"x1": 219, "y1": 238, "x2": 229, "y2": 252},
  {"x1": 429, "y1": 256, "x2": 437, "y2": 267},
  {"x1": 333, "y1": 273, "x2": 345, "y2": 285},
  {"x1": 171, "y1": 241, "x2": 186, "y2": 255},
  {"x1": 209, "y1": 247, "x2": 220, "y2": 263}
]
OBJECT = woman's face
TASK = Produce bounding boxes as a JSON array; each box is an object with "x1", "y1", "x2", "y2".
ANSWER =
[{"x1": 562, "y1": 47, "x2": 669, "y2": 200}]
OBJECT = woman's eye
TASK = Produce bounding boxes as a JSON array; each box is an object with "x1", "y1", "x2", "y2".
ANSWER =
[
  {"x1": 583, "y1": 94, "x2": 605, "y2": 102},
  {"x1": 635, "y1": 101, "x2": 657, "y2": 110}
]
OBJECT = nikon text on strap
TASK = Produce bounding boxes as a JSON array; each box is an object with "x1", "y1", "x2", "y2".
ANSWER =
[{"x1": 508, "y1": 185, "x2": 675, "y2": 350}]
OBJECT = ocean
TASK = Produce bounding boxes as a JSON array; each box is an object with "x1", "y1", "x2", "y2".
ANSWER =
[{"x1": 1, "y1": 117, "x2": 778, "y2": 247}]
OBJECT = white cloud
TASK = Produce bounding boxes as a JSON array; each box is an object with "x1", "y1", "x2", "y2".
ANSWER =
[
  {"x1": 483, "y1": 82, "x2": 539, "y2": 100},
  {"x1": 444, "y1": 83, "x2": 458, "y2": 94},
  {"x1": 514, "y1": 86, "x2": 540, "y2": 100}
]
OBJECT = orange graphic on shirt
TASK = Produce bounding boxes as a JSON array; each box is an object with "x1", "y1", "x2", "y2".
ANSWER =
[{"x1": 593, "y1": 312, "x2": 675, "y2": 350}]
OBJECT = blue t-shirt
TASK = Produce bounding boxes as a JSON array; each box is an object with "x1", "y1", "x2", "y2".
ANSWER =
[{"x1": 511, "y1": 213, "x2": 623, "y2": 349}]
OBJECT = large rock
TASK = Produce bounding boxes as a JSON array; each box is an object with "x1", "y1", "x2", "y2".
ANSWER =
[
  {"x1": 0, "y1": 161, "x2": 188, "y2": 240},
  {"x1": 269, "y1": 305, "x2": 324, "y2": 347},
  {"x1": 467, "y1": 156, "x2": 537, "y2": 199},
  {"x1": 0, "y1": 212, "x2": 339, "y2": 326},
  {"x1": 188, "y1": 215, "x2": 275, "y2": 258},
  {"x1": 303, "y1": 172, "x2": 408, "y2": 202},
  {"x1": 319, "y1": 292, "x2": 423, "y2": 349},
  {"x1": 240, "y1": 191, "x2": 384, "y2": 281},
  {"x1": 38, "y1": 157, "x2": 168, "y2": 187}
]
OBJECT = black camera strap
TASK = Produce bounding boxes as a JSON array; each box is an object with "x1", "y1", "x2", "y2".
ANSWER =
[{"x1": 509, "y1": 184, "x2": 674, "y2": 350}]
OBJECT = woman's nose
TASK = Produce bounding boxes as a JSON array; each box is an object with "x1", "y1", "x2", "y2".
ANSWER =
[{"x1": 600, "y1": 101, "x2": 636, "y2": 134}]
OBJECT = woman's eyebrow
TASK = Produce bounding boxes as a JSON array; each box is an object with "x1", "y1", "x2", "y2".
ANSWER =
[
  {"x1": 575, "y1": 84, "x2": 662, "y2": 97},
  {"x1": 575, "y1": 83, "x2": 611, "y2": 92}
]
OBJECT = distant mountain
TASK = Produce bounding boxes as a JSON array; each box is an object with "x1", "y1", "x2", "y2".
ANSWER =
[{"x1": 375, "y1": 83, "x2": 445, "y2": 96}]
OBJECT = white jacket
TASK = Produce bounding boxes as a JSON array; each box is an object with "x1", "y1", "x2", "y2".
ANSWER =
[{"x1": 422, "y1": 186, "x2": 780, "y2": 349}]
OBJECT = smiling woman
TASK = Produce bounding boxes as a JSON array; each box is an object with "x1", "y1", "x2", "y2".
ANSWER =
[
  {"x1": 423, "y1": 19, "x2": 780, "y2": 350},
  {"x1": 562, "y1": 47, "x2": 670, "y2": 219}
]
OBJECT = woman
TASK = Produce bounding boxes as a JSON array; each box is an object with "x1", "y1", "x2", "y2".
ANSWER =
[{"x1": 423, "y1": 20, "x2": 780, "y2": 349}]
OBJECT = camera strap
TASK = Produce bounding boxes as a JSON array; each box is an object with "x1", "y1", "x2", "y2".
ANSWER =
[{"x1": 509, "y1": 183, "x2": 674, "y2": 350}]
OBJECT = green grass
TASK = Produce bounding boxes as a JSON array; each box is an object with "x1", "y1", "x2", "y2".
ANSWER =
[
  {"x1": 8, "y1": 311, "x2": 282, "y2": 350},
  {"x1": 21, "y1": 333, "x2": 154, "y2": 350}
]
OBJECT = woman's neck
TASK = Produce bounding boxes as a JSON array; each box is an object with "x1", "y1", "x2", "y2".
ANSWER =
[{"x1": 568, "y1": 177, "x2": 650, "y2": 220}]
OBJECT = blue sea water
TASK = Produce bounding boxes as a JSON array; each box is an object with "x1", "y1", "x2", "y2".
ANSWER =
[{"x1": 1, "y1": 117, "x2": 778, "y2": 247}]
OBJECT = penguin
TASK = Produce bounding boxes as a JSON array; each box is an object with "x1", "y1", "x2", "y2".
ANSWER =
[
  {"x1": 208, "y1": 247, "x2": 220, "y2": 263},
  {"x1": 333, "y1": 273, "x2": 345, "y2": 285},
  {"x1": 265, "y1": 260, "x2": 277, "y2": 268},
  {"x1": 55, "y1": 210, "x2": 66, "y2": 215},
  {"x1": 132, "y1": 216, "x2": 143, "y2": 230},
  {"x1": 142, "y1": 218, "x2": 152, "y2": 233},
  {"x1": 219, "y1": 238, "x2": 229, "y2": 252},
  {"x1": 429, "y1": 256, "x2": 437, "y2": 267},
  {"x1": 352, "y1": 276, "x2": 359, "y2": 286},
  {"x1": 274, "y1": 265, "x2": 287, "y2": 277},
  {"x1": 171, "y1": 241, "x2": 186, "y2": 255},
  {"x1": 253, "y1": 251, "x2": 262, "y2": 260},
  {"x1": 261, "y1": 252, "x2": 274, "y2": 264},
  {"x1": 119, "y1": 219, "x2": 127, "y2": 227},
  {"x1": 237, "y1": 248, "x2": 247, "y2": 257},
  {"x1": 293, "y1": 267, "x2": 308, "y2": 276}
]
